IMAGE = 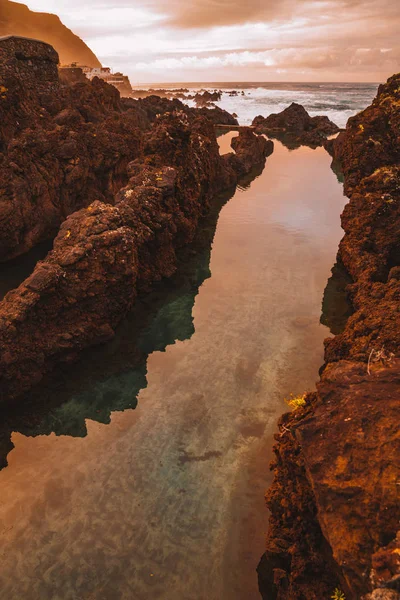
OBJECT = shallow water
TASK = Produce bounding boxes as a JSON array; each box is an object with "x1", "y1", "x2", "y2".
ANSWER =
[{"x1": 0, "y1": 140, "x2": 346, "y2": 600}]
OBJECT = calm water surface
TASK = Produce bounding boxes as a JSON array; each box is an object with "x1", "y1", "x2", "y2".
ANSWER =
[{"x1": 0, "y1": 139, "x2": 346, "y2": 600}]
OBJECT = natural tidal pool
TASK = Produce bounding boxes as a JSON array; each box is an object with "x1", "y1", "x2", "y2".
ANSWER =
[{"x1": 0, "y1": 139, "x2": 347, "y2": 600}]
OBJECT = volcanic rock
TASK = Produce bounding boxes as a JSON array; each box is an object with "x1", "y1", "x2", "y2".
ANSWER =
[
  {"x1": 0, "y1": 38, "x2": 271, "y2": 402},
  {"x1": 196, "y1": 105, "x2": 239, "y2": 126},
  {"x1": 227, "y1": 128, "x2": 274, "y2": 174},
  {"x1": 253, "y1": 102, "x2": 340, "y2": 148},
  {"x1": 325, "y1": 74, "x2": 400, "y2": 196},
  {"x1": 258, "y1": 74, "x2": 400, "y2": 599},
  {"x1": 194, "y1": 90, "x2": 222, "y2": 107}
]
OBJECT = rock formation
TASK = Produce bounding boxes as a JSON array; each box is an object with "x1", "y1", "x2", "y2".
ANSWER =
[
  {"x1": 253, "y1": 102, "x2": 340, "y2": 148},
  {"x1": 325, "y1": 74, "x2": 400, "y2": 196},
  {"x1": 127, "y1": 94, "x2": 238, "y2": 127},
  {"x1": 258, "y1": 75, "x2": 400, "y2": 599},
  {"x1": 229, "y1": 128, "x2": 274, "y2": 175},
  {"x1": 131, "y1": 88, "x2": 189, "y2": 100},
  {"x1": 0, "y1": 36, "x2": 143, "y2": 260},
  {"x1": 194, "y1": 90, "x2": 222, "y2": 106},
  {"x1": 0, "y1": 37, "x2": 272, "y2": 402},
  {"x1": 0, "y1": 0, "x2": 101, "y2": 67},
  {"x1": 196, "y1": 105, "x2": 239, "y2": 126}
]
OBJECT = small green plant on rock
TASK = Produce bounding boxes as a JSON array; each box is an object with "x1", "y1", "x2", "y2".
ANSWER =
[
  {"x1": 285, "y1": 393, "x2": 306, "y2": 410},
  {"x1": 331, "y1": 588, "x2": 346, "y2": 600}
]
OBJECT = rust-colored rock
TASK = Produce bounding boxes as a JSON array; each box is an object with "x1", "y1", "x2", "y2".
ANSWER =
[
  {"x1": 259, "y1": 75, "x2": 400, "y2": 599},
  {"x1": 327, "y1": 74, "x2": 400, "y2": 196},
  {"x1": 194, "y1": 90, "x2": 222, "y2": 106},
  {"x1": 0, "y1": 38, "x2": 272, "y2": 402},
  {"x1": 252, "y1": 102, "x2": 339, "y2": 149},
  {"x1": 0, "y1": 37, "x2": 144, "y2": 260},
  {"x1": 228, "y1": 128, "x2": 274, "y2": 174}
]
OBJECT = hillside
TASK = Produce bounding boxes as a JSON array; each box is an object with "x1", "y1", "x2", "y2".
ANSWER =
[{"x1": 0, "y1": 0, "x2": 101, "y2": 67}]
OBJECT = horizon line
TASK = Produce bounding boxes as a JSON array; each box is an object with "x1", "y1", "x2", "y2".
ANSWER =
[{"x1": 132, "y1": 80, "x2": 380, "y2": 86}]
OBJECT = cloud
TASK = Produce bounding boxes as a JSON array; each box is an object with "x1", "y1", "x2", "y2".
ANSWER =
[
  {"x1": 134, "y1": 46, "x2": 400, "y2": 74},
  {"x1": 149, "y1": 0, "x2": 398, "y2": 30},
  {"x1": 21, "y1": 0, "x2": 400, "y2": 82}
]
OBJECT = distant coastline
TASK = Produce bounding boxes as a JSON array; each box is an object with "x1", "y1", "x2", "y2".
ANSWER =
[{"x1": 131, "y1": 82, "x2": 378, "y2": 128}]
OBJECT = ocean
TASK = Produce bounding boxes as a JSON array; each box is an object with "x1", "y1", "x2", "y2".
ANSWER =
[{"x1": 135, "y1": 82, "x2": 379, "y2": 128}]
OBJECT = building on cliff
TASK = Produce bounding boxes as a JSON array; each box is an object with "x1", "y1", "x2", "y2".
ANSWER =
[{"x1": 59, "y1": 63, "x2": 133, "y2": 97}]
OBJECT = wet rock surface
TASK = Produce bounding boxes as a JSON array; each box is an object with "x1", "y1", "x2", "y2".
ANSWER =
[
  {"x1": 259, "y1": 75, "x2": 400, "y2": 598},
  {"x1": 0, "y1": 38, "x2": 272, "y2": 402},
  {"x1": 252, "y1": 102, "x2": 340, "y2": 148}
]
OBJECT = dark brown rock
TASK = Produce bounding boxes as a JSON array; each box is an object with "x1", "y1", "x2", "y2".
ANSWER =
[
  {"x1": 194, "y1": 90, "x2": 222, "y2": 106},
  {"x1": 0, "y1": 40, "x2": 273, "y2": 402},
  {"x1": 259, "y1": 74, "x2": 400, "y2": 600},
  {"x1": 252, "y1": 102, "x2": 340, "y2": 148},
  {"x1": 327, "y1": 74, "x2": 400, "y2": 196},
  {"x1": 228, "y1": 128, "x2": 274, "y2": 174},
  {"x1": 0, "y1": 38, "x2": 144, "y2": 260}
]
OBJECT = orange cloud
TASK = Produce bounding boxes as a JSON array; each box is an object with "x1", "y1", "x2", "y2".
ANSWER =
[{"x1": 20, "y1": 0, "x2": 400, "y2": 82}]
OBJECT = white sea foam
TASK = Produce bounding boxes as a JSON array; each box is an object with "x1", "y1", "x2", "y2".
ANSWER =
[{"x1": 138, "y1": 82, "x2": 379, "y2": 129}]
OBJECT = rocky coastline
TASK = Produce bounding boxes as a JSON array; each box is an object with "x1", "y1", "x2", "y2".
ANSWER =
[
  {"x1": 0, "y1": 36, "x2": 273, "y2": 403},
  {"x1": 258, "y1": 75, "x2": 400, "y2": 599},
  {"x1": 1, "y1": 32, "x2": 399, "y2": 600}
]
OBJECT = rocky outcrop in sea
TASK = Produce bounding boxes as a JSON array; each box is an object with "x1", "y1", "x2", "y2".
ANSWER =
[{"x1": 252, "y1": 102, "x2": 340, "y2": 148}]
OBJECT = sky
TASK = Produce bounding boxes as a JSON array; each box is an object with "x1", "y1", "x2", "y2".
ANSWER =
[{"x1": 22, "y1": 0, "x2": 400, "y2": 83}]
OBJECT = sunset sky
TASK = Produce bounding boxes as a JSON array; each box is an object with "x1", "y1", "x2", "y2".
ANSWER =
[{"x1": 23, "y1": 0, "x2": 399, "y2": 83}]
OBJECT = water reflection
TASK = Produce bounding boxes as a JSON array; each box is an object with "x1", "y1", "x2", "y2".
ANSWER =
[
  {"x1": 321, "y1": 259, "x2": 353, "y2": 335},
  {"x1": 0, "y1": 190, "x2": 232, "y2": 465},
  {"x1": 0, "y1": 140, "x2": 347, "y2": 600},
  {"x1": 216, "y1": 129, "x2": 239, "y2": 155}
]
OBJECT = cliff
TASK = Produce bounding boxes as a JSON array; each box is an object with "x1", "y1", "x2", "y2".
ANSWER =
[
  {"x1": 0, "y1": 36, "x2": 273, "y2": 402},
  {"x1": 0, "y1": 0, "x2": 101, "y2": 67},
  {"x1": 258, "y1": 74, "x2": 400, "y2": 599}
]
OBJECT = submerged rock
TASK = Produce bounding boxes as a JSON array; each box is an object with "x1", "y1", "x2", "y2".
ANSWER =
[{"x1": 252, "y1": 102, "x2": 340, "y2": 148}]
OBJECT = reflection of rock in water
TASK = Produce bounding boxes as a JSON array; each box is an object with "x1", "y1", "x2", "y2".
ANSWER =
[
  {"x1": 329, "y1": 158, "x2": 344, "y2": 184},
  {"x1": 237, "y1": 162, "x2": 265, "y2": 191},
  {"x1": 320, "y1": 259, "x2": 353, "y2": 335},
  {"x1": 0, "y1": 188, "x2": 234, "y2": 469}
]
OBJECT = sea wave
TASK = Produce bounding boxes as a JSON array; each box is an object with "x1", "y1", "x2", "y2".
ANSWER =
[{"x1": 137, "y1": 82, "x2": 378, "y2": 129}]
